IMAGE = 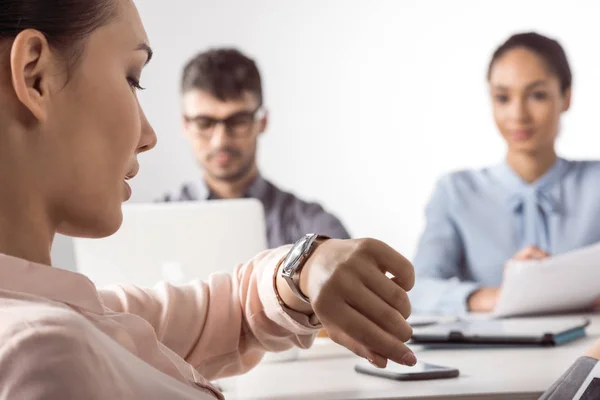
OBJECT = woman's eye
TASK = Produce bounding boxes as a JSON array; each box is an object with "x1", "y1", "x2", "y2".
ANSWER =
[
  {"x1": 127, "y1": 77, "x2": 145, "y2": 91},
  {"x1": 494, "y1": 94, "x2": 509, "y2": 103},
  {"x1": 532, "y1": 91, "x2": 548, "y2": 101}
]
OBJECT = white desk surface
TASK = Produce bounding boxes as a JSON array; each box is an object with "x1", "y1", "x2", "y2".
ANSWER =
[{"x1": 220, "y1": 313, "x2": 600, "y2": 400}]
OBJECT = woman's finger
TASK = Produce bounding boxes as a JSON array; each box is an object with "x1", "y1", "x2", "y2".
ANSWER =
[
  {"x1": 346, "y1": 281, "x2": 412, "y2": 340},
  {"x1": 513, "y1": 246, "x2": 536, "y2": 260},
  {"x1": 526, "y1": 247, "x2": 548, "y2": 259},
  {"x1": 513, "y1": 246, "x2": 549, "y2": 261},
  {"x1": 329, "y1": 303, "x2": 416, "y2": 366},
  {"x1": 359, "y1": 269, "x2": 412, "y2": 319},
  {"x1": 328, "y1": 328, "x2": 387, "y2": 368},
  {"x1": 357, "y1": 239, "x2": 415, "y2": 291}
]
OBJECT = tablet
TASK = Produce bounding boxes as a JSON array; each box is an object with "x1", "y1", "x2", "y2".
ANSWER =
[{"x1": 410, "y1": 316, "x2": 589, "y2": 346}]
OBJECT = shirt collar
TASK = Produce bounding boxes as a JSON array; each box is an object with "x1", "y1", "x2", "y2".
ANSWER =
[
  {"x1": 0, "y1": 253, "x2": 104, "y2": 314},
  {"x1": 195, "y1": 174, "x2": 270, "y2": 201},
  {"x1": 488, "y1": 157, "x2": 570, "y2": 214}
]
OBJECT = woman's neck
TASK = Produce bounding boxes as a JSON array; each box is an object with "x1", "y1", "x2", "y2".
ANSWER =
[
  {"x1": 506, "y1": 148, "x2": 558, "y2": 184},
  {"x1": 0, "y1": 206, "x2": 54, "y2": 266},
  {"x1": 0, "y1": 223, "x2": 54, "y2": 266},
  {"x1": 0, "y1": 148, "x2": 54, "y2": 266}
]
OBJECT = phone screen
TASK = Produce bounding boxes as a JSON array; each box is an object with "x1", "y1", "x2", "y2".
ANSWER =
[
  {"x1": 384, "y1": 361, "x2": 452, "y2": 373},
  {"x1": 355, "y1": 359, "x2": 459, "y2": 381}
]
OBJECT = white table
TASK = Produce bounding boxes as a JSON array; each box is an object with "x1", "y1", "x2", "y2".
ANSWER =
[{"x1": 220, "y1": 314, "x2": 600, "y2": 400}]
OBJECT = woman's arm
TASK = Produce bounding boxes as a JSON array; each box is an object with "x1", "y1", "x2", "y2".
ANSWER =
[
  {"x1": 99, "y1": 246, "x2": 320, "y2": 381},
  {"x1": 100, "y1": 237, "x2": 417, "y2": 376},
  {"x1": 410, "y1": 177, "x2": 480, "y2": 315}
]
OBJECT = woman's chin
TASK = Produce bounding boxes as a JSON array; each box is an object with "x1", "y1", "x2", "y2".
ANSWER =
[
  {"x1": 508, "y1": 140, "x2": 543, "y2": 155},
  {"x1": 57, "y1": 210, "x2": 123, "y2": 239}
]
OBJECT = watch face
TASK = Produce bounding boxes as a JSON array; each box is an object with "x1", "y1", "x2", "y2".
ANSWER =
[{"x1": 283, "y1": 236, "x2": 310, "y2": 274}]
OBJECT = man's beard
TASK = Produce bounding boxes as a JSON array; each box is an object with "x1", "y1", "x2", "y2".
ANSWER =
[{"x1": 205, "y1": 152, "x2": 256, "y2": 183}]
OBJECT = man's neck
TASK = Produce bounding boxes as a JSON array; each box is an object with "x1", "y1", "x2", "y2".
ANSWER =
[
  {"x1": 204, "y1": 168, "x2": 259, "y2": 199},
  {"x1": 506, "y1": 148, "x2": 558, "y2": 184}
]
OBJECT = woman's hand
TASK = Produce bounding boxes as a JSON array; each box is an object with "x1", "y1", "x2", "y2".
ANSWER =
[
  {"x1": 511, "y1": 246, "x2": 550, "y2": 262},
  {"x1": 299, "y1": 238, "x2": 416, "y2": 369},
  {"x1": 468, "y1": 246, "x2": 549, "y2": 312},
  {"x1": 586, "y1": 339, "x2": 600, "y2": 360}
]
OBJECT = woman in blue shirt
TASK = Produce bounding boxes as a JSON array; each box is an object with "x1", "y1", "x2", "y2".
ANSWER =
[{"x1": 411, "y1": 32, "x2": 600, "y2": 315}]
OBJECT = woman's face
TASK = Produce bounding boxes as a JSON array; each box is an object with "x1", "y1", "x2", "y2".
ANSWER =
[
  {"x1": 8, "y1": 0, "x2": 157, "y2": 238},
  {"x1": 489, "y1": 47, "x2": 571, "y2": 155}
]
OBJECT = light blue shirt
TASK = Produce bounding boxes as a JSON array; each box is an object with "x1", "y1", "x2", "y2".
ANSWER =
[{"x1": 410, "y1": 158, "x2": 600, "y2": 315}]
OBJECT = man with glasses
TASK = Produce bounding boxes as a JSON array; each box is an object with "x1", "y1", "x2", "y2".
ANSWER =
[{"x1": 161, "y1": 48, "x2": 350, "y2": 247}]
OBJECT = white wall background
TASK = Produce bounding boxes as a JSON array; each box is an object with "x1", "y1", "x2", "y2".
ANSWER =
[{"x1": 53, "y1": 0, "x2": 600, "y2": 270}]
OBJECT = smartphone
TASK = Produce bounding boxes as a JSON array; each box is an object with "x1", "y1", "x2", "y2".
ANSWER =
[{"x1": 355, "y1": 359, "x2": 459, "y2": 381}]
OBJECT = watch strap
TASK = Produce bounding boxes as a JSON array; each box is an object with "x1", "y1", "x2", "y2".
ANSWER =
[{"x1": 282, "y1": 234, "x2": 329, "y2": 304}]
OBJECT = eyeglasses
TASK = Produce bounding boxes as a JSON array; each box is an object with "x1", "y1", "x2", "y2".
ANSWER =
[{"x1": 184, "y1": 106, "x2": 266, "y2": 140}]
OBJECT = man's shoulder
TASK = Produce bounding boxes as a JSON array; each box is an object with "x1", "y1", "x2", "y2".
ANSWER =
[
  {"x1": 268, "y1": 181, "x2": 347, "y2": 226},
  {"x1": 267, "y1": 181, "x2": 327, "y2": 215},
  {"x1": 258, "y1": 178, "x2": 350, "y2": 239}
]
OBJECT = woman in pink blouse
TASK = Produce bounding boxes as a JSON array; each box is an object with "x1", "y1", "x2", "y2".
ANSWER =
[{"x1": 0, "y1": 1, "x2": 415, "y2": 399}]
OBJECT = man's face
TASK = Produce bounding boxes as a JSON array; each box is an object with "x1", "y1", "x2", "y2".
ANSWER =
[{"x1": 182, "y1": 90, "x2": 266, "y2": 182}]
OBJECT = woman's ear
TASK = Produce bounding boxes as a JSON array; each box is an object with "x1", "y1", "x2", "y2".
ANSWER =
[
  {"x1": 561, "y1": 87, "x2": 572, "y2": 113},
  {"x1": 10, "y1": 29, "x2": 58, "y2": 122}
]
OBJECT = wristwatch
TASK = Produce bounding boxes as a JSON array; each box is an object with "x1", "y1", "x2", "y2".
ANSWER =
[{"x1": 280, "y1": 234, "x2": 328, "y2": 304}]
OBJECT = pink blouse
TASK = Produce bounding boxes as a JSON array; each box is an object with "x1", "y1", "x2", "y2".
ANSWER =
[{"x1": 0, "y1": 247, "x2": 320, "y2": 399}]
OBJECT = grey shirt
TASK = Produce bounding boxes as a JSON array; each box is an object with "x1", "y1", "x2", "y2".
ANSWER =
[
  {"x1": 160, "y1": 175, "x2": 350, "y2": 248},
  {"x1": 540, "y1": 357, "x2": 598, "y2": 399}
]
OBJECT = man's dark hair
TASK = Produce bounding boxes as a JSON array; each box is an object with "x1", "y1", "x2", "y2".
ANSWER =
[
  {"x1": 488, "y1": 32, "x2": 572, "y2": 93},
  {"x1": 181, "y1": 48, "x2": 263, "y2": 104}
]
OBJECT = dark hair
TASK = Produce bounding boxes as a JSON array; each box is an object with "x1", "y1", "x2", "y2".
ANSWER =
[
  {"x1": 181, "y1": 48, "x2": 263, "y2": 105},
  {"x1": 0, "y1": 0, "x2": 117, "y2": 68},
  {"x1": 488, "y1": 32, "x2": 572, "y2": 93}
]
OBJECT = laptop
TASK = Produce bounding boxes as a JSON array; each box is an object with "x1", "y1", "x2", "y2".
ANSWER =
[{"x1": 73, "y1": 199, "x2": 268, "y2": 288}]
